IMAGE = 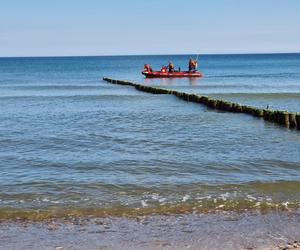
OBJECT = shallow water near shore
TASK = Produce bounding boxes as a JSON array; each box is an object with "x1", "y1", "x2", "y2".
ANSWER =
[
  {"x1": 1, "y1": 211, "x2": 300, "y2": 250},
  {"x1": 0, "y1": 54, "x2": 300, "y2": 220}
]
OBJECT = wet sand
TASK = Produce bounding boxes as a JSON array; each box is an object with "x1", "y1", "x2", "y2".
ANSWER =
[{"x1": 0, "y1": 211, "x2": 300, "y2": 250}]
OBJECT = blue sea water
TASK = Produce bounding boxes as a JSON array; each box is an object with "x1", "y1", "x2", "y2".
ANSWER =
[{"x1": 0, "y1": 54, "x2": 300, "y2": 219}]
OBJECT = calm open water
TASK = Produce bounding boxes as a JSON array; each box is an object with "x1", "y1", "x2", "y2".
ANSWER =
[{"x1": 0, "y1": 54, "x2": 299, "y2": 219}]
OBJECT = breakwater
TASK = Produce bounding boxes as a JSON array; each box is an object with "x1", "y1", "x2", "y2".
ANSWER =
[{"x1": 103, "y1": 77, "x2": 300, "y2": 130}]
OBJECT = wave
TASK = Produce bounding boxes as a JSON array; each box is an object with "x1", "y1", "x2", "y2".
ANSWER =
[
  {"x1": 0, "y1": 180, "x2": 299, "y2": 220},
  {"x1": 210, "y1": 92, "x2": 300, "y2": 98},
  {"x1": 0, "y1": 85, "x2": 104, "y2": 90},
  {"x1": 0, "y1": 198, "x2": 298, "y2": 221},
  {"x1": 205, "y1": 72, "x2": 300, "y2": 79},
  {"x1": 0, "y1": 94, "x2": 146, "y2": 100}
]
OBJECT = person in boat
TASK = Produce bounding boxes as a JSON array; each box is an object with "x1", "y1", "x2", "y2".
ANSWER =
[
  {"x1": 168, "y1": 61, "x2": 175, "y2": 72},
  {"x1": 144, "y1": 64, "x2": 153, "y2": 72},
  {"x1": 188, "y1": 58, "x2": 198, "y2": 72},
  {"x1": 161, "y1": 65, "x2": 168, "y2": 73}
]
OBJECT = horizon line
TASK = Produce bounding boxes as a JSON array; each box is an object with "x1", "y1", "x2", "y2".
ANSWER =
[{"x1": 1, "y1": 51, "x2": 300, "y2": 59}]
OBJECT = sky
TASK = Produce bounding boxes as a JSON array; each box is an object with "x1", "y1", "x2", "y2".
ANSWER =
[{"x1": 0, "y1": 0, "x2": 300, "y2": 57}]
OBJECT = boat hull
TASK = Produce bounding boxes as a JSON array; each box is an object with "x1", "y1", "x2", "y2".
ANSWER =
[{"x1": 142, "y1": 71, "x2": 203, "y2": 78}]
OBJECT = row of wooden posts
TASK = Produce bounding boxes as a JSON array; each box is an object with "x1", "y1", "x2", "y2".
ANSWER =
[{"x1": 103, "y1": 77, "x2": 300, "y2": 130}]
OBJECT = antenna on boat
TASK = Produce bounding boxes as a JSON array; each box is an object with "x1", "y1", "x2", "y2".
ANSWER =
[{"x1": 195, "y1": 54, "x2": 199, "y2": 70}]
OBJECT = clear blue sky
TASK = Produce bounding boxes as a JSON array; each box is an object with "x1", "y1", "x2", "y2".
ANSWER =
[{"x1": 1, "y1": 0, "x2": 300, "y2": 57}]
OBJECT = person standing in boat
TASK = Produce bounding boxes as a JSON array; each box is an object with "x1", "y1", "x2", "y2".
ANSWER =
[
  {"x1": 144, "y1": 64, "x2": 153, "y2": 72},
  {"x1": 188, "y1": 58, "x2": 198, "y2": 72},
  {"x1": 168, "y1": 61, "x2": 175, "y2": 72}
]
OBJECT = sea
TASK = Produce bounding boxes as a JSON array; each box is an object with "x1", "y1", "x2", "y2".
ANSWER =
[{"x1": 0, "y1": 54, "x2": 300, "y2": 220}]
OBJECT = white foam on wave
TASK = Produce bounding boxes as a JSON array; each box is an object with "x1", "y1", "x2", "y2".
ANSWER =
[
  {"x1": 141, "y1": 200, "x2": 148, "y2": 207},
  {"x1": 220, "y1": 192, "x2": 231, "y2": 200},
  {"x1": 246, "y1": 195, "x2": 257, "y2": 201},
  {"x1": 50, "y1": 200, "x2": 60, "y2": 204},
  {"x1": 282, "y1": 201, "x2": 289, "y2": 208},
  {"x1": 195, "y1": 195, "x2": 212, "y2": 200},
  {"x1": 150, "y1": 193, "x2": 167, "y2": 203},
  {"x1": 182, "y1": 195, "x2": 190, "y2": 202}
]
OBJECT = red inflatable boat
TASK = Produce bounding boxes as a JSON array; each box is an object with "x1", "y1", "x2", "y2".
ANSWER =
[{"x1": 142, "y1": 70, "x2": 203, "y2": 78}]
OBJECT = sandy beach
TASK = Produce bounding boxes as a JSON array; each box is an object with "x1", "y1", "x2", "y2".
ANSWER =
[{"x1": 1, "y1": 211, "x2": 300, "y2": 250}]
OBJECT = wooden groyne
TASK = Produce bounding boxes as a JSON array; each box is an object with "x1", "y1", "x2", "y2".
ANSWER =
[{"x1": 103, "y1": 77, "x2": 300, "y2": 130}]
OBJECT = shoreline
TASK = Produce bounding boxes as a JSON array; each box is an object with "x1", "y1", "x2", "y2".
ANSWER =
[{"x1": 1, "y1": 211, "x2": 300, "y2": 250}]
